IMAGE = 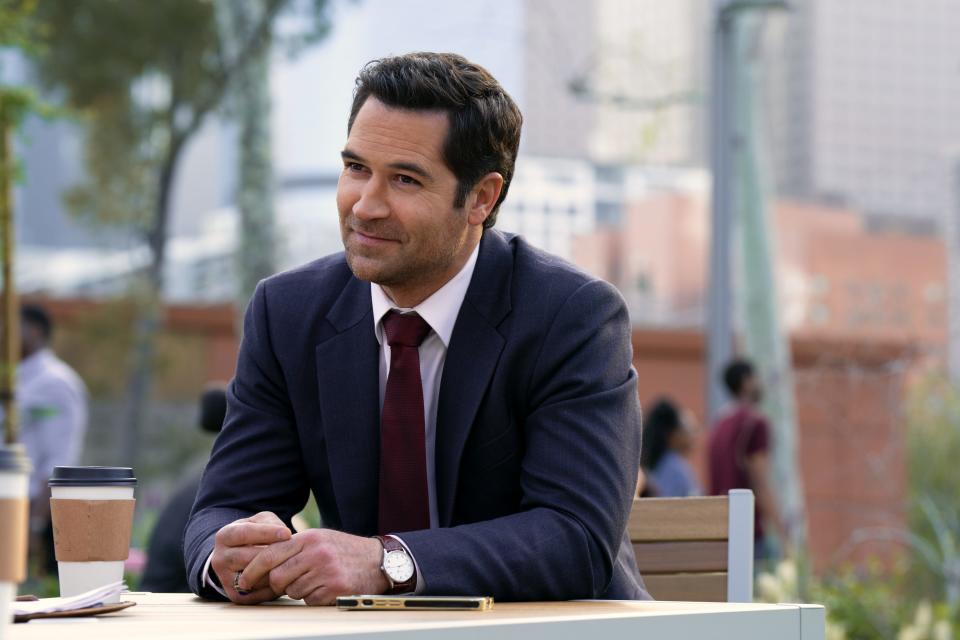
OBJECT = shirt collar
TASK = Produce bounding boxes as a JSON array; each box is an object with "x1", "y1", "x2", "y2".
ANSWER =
[{"x1": 371, "y1": 241, "x2": 480, "y2": 348}]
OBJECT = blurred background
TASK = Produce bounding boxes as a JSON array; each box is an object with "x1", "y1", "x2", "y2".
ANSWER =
[{"x1": 1, "y1": 1, "x2": 958, "y2": 636}]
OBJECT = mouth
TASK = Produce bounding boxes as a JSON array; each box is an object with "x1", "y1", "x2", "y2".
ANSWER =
[{"x1": 351, "y1": 228, "x2": 399, "y2": 245}]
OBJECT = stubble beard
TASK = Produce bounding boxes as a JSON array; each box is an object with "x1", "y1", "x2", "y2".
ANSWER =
[
  {"x1": 339, "y1": 202, "x2": 472, "y2": 297},
  {"x1": 342, "y1": 232, "x2": 450, "y2": 290},
  {"x1": 343, "y1": 229, "x2": 465, "y2": 295}
]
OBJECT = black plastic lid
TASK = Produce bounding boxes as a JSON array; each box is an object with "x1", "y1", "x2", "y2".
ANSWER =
[
  {"x1": 0, "y1": 444, "x2": 32, "y2": 474},
  {"x1": 48, "y1": 466, "x2": 137, "y2": 487}
]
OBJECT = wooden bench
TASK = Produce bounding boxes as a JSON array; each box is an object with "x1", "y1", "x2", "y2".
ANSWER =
[{"x1": 630, "y1": 489, "x2": 755, "y2": 602}]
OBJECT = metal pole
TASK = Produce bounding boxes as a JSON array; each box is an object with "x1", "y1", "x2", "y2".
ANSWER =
[
  {"x1": 707, "y1": 0, "x2": 791, "y2": 421},
  {"x1": 949, "y1": 158, "x2": 960, "y2": 385},
  {"x1": 733, "y1": 13, "x2": 808, "y2": 588},
  {"x1": 707, "y1": 4, "x2": 738, "y2": 422},
  {"x1": 0, "y1": 104, "x2": 19, "y2": 446}
]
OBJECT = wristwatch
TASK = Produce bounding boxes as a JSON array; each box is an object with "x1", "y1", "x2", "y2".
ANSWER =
[{"x1": 375, "y1": 535, "x2": 417, "y2": 594}]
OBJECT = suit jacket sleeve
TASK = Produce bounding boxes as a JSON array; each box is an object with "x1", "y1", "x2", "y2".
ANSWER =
[
  {"x1": 399, "y1": 278, "x2": 642, "y2": 600},
  {"x1": 183, "y1": 280, "x2": 310, "y2": 597}
]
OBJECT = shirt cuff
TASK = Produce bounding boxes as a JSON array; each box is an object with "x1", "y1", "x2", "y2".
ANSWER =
[
  {"x1": 202, "y1": 551, "x2": 228, "y2": 598},
  {"x1": 386, "y1": 534, "x2": 425, "y2": 595}
]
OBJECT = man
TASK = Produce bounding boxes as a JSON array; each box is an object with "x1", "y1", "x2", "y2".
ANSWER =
[
  {"x1": 185, "y1": 52, "x2": 646, "y2": 604},
  {"x1": 141, "y1": 384, "x2": 226, "y2": 592},
  {"x1": 16, "y1": 303, "x2": 88, "y2": 573},
  {"x1": 708, "y1": 358, "x2": 786, "y2": 560}
]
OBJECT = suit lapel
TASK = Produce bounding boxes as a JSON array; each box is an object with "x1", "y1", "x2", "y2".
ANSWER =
[
  {"x1": 435, "y1": 231, "x2": 513, "y2": 526},
  {"x1": 315, "y1": 276, "x2": 380, "y2": 535}
]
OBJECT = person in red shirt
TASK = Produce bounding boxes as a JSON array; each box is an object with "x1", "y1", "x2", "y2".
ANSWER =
[{"x1": 708, "y1": 359, "x2": 786, "y2": 560}]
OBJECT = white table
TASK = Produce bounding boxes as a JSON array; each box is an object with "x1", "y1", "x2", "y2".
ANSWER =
[{"x1": 10, "y1": 592, "x2": 825, "y2": 640}]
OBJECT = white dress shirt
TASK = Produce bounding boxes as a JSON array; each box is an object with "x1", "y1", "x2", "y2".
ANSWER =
[
  {"x1": 370, "y1": 241, "x2": 479, "y2": 528},
  {"x1": 16, "y1": 348, "x2": 88, "y2": 501},
  {"x1": 203, "y1": 242, "x2": 479, "y2": 596}
]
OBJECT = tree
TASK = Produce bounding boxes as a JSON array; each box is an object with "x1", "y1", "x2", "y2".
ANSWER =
[
  {"x1": 0, "y1": 0, "x2": 46, "y2": 446},
  {"x1": 26, "y1": 0, "x2": 331, "y2": 464},
  {"x1": 216, "y1": 0, "x2": 323, "y2": 312},
  {"x1": 0, "y1": 0, "x2": 38, "y2": 50},
  {"x1": 0, "y1": 90, "x2": 28, "y2": 446}
]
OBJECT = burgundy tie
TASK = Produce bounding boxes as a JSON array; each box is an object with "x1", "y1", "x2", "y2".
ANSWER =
[{"x1": 378, "y1": 310, "x2": 432, "y2": 535}]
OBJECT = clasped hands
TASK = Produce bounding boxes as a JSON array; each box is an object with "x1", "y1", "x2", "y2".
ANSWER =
[{"x1": 212, "y1": 511, "x2": 389, "y2": 605}]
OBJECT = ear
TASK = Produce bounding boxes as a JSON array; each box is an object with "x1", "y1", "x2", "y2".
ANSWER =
[{"x1": 465, "y1": 172, "x2": 504, "y2": 227}]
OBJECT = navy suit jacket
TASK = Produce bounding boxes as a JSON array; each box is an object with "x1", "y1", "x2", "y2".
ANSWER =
[{"x1": 185, "y1": 230, "x2": 647, "y2": 600}]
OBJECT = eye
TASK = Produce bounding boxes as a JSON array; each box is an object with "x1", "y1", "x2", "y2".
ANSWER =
[
  {"x1": 395, "y1": 174, "x2": 420, "y2": 186},
  {"x1": 345, "y1": 162, "x2": 366, "y2": 173}
]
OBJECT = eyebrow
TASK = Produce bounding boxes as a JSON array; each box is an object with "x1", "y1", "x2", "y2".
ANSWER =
[{"x1": 340, "y1": 149, "x2": 434, "y2": 182}]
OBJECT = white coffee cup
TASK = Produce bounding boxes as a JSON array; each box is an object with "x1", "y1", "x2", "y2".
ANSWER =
[
  {"x1": 49, "y1": 467, "x2": 136, "y2": 603},
  {"x1": 0, "y1": 445, "x2": 31, "y2": 637}
]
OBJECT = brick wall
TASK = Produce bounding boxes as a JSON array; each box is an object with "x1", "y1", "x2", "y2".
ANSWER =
[{"x1": 634, "y1": 330, "x2": 911, "y2": 573}]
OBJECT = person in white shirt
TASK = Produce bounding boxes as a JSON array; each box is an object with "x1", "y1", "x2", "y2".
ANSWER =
[{"x1": 17, "y1": 303, "x2": 89, "y2": 574}]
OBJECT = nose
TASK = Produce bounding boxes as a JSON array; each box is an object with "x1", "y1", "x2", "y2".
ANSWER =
[{"x1": 352, "y1": 176, "x2": 390, "y2": 221}]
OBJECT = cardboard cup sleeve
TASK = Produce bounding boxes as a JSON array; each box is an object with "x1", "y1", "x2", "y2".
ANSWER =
[
  {"x1": 0, "y1": 497, "x2": 29, "y2": 581},
  {"x1": 50, "y1": 499, "x2": 136, "y2": 562}
]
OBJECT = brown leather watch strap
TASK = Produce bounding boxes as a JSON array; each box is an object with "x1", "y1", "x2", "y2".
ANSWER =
[{"x1": 376, "y1": 535, "x2": 417, "y2": 594}]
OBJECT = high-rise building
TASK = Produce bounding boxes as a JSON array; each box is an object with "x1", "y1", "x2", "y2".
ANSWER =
[
  {"x1": 765, "y1": 0, "x2": 960, "y2": 227},
  {"x1": 496, "y1": 156, "x2": 597, "y2": 261},
  {"x1": 524, "y1": 0, "x2": 960, "y2": 229},
  {"x1": 522, "y1": 0, "x2": 708, "y2": 166}
]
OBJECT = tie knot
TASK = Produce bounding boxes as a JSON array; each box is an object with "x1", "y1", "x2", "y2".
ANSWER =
[{"x1": 382, "y1": 311, "x2": 431, "y2": 348}]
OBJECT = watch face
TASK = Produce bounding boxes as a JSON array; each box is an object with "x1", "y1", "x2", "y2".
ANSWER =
[{"x1": 383, "y1": 549, "x2": 415, "y2": 583}]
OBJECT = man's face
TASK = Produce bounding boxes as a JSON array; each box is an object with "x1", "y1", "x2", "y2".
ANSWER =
[
  {"x1": 337, "y1": 98, "x2": 477, "y2": 305},
  {"x1": 742, "y1": 374, "x2": 764, "y2": 405},
  {"x1": 18, "y1": 321, "x2": 42, "y2": 359}
]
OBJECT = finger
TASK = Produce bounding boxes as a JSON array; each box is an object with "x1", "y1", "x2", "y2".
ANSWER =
[
  {"x1": 268, "y1": 553, "x2": 322, "y2": 600},
  {"x1": 247, "y1": 511, "x2": 288, "y2": 527},
  {"x1": 302, "y1": 585, "x2": 336, "y2": 607},
  {"x1": 215, "y1": 545, "x2": 268, "y2": 572},
  {"x1": 277, "y1": 567, "x2": 318, "y2": 601},
  {"x1": 231, "y1": 585, "x2": 279, "y2": 605},
  {"x1": 239, "y1": 539, "x2": 302, "y2": 592},
  {"x1": 213, "y1": 559, "x2": 272, "y2": 597},
  {"x1": 218, "y1": 521, "x2": 291, "y2": 548}
]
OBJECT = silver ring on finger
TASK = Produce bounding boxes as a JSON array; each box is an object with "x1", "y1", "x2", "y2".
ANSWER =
[{"x1": 233, "y1": 571, "x2": 246, "y2": 593}]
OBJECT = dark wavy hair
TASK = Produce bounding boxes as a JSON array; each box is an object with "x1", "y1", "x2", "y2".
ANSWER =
[
  {"x1": 723, "y1": 358, "x2": 755, "y2": 397},
  {"x1": 639, "y1": 397, "x2": 683, "y2": 471},
  {"x1": 348, "y1": 52, "x2": 522, "y2": 229},
  {"x1": 21, "y1": 303, "x2": 52, "y2": 340}
]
